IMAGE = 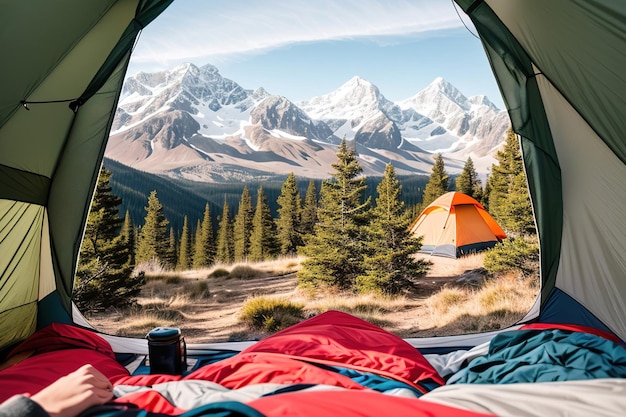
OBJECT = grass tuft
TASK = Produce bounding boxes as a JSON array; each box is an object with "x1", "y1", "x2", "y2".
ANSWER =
[
  {"x1": 184, "y1": 280, "x2": 210, "y2": 299},
  {"x1": 229, "y1": 265, "x2": 259, "y2": 279},
  {"x1": 208, "y1": 268, "x2": 230, "y2": 279},
  {"x1": 239, "y1": 296, "x2": 305, "y2": 332}
]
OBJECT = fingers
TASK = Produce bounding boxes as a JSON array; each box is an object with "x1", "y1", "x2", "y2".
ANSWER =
[
  {"x1": 72, "y1": 365, "x2": 114, "y2": 403},
  {"x1": 75, "y1": 365, "x2": 112, "y2": 388}
]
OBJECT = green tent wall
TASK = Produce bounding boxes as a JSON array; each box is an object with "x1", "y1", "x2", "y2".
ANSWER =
[
  {"x1": 0, "y1": 0, "x2": 625, "y2": 352},
  {"x1": 456, "y1": 0, "x2": 626, "y2": 339},
  {"x1": 0, "y1": 0, "x2": 173, "y2": 349}
]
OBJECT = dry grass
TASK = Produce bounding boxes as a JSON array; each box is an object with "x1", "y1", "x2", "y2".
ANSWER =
[
  {"x1": 115, "y1": 312, "x2": 176, "y2": 337},
  {"x1": 87, "y1": 253, "x2": 540, "y2": 343},
  {"x1": 426, "y1": 273, "x2": 537, "y2": 330}
]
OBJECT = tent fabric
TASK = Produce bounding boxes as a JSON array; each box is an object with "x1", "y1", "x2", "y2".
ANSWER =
[
  {"x1": 455, "y1": 0, "x2": 626, "y2": 340},
  {"x1": 409, "y1": 192, "x2": 506, "y2": 258},
  {"x1": 0, "y1": 0, "x2": 173, "y2": 351},
  {"x1": 0, "y1": 0, "x2": 625, "y2": 380}
]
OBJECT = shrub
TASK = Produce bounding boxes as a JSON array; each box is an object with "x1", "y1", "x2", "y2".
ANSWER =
[
  {"x1": 427, "y1": 287, "x2": 466, "y2": 316},
  {"x1": 209, "y1": 268, "x2": 230, "y2": 278},
  {"x1": 230, "y1": 265, "x2": 258, "y2": 279},
  {"x1": 184, "y1": 280, "x2": 210, "y2": 299},
  {"x1": 483, "y1": 236, "x2": 539, "y2": 277},
  {"x1": 239, "y1": 297, "x2": 305, "y2": 332}
]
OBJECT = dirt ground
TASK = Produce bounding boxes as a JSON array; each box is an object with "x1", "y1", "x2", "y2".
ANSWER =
[{"x1": 88, "y1": 254, "x2": 486, "y2": 343}]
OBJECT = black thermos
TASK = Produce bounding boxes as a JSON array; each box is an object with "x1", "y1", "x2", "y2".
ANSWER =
[{"x1": 146, "y1": 327, "x2": 186, "y2": 374}]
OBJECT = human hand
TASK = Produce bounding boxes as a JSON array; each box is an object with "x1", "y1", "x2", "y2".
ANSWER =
[{"x1": 30, "y1": 364, "x2": 113, "y2": 417}]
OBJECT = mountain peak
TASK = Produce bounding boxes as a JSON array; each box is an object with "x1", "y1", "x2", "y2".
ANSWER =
[
  {"x1": 430, "y1": 76, "x2": 446, "y2": 86},
  {"x1": 172, "y1": 62, "x2": 195, "y2": 73},
  {"x1": 338, "y1": 76, "x2": 379, "y2": 96},
  {"x1": 111, "y1": 62, "x2": 509, "y2": 181},
  {"x1": 424, "y1": 77, "x2": 465, "y2": 103},
  {"x1": 298, "y1": 75, "x2": 387, "y2": 123},
  {"x1": 345, "y1": 75, "x2": 372, "y2": 86}
]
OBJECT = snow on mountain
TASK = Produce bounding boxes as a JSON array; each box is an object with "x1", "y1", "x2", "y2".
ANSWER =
[
  {"x1": 298, "y1": 76, "x2": 396, "y2": 130},
  {"x1": 396, "y1": 77, "x2": 509, "y2": 173},
  {"x1": 112, "y1": 63, "x2": 268, "y2": 139},
  {"x1": 106, "y1": 63, "x2": 509, "y2": 182}
]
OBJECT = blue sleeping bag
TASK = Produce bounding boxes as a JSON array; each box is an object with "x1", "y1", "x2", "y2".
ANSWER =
[{"x1": 448, "y1": 328, "x2": 626, "y2": 384}]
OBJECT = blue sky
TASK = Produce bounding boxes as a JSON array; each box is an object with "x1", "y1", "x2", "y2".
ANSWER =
[{"x1": 128, "y1": 0, "x2": 504, "y2": 109}]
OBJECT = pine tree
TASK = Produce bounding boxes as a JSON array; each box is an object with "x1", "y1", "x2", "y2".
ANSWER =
[
  {"x1": 298, "y1": 139, "x2": 370, "y2": 291},
  {"x1": 421, "y1": 153, "x2": 449, "y2": 209},
  {"x1": 233, "y1": 186, "x2": 253, "y2": 262},
  {"x1": 215, "y1": 200, "x2": 233, "y2": 264},
  {"x1": 192, "y1": 219, "x2": 201, "y2": 267},
  {"x1": 249, "y1": 186, "x2": 278, "y2": 262},
  {"x1": 455, "y1": 156, "x2": 482, "y2": 200},
  {"x1": 481, "y1": 175, "x2": 492, "y2": 209},
  {"x1": 74, "y1": 168, "x2": 142, "y2": 311},
  {"x1": 177, "y1": 215, "x2": 191, "y2": 270},
  {"x1": 120, "y1": 210, "x2": 135, "y2": 265},
  {"x1": 488, "y1": 128, "x2": 535, "y2": 236},
  {"x1": 166, "y1": 227, "x2": 177, "y2": 268},
  {"x1": 135, "y1": 190, "x2": 170, "y2": 265},
  {"x1": 276, "y1": 172, "x2": 303, "y2": 255},
  {"x1": 193, "y1": 203, "x2": 215, "y2": 268},
  {"x1": 300, "y1": 179, "x2": 318, "y2": 236},
  {"x1": 356, "y1": 163, "x2": 430, "y2": 294}
]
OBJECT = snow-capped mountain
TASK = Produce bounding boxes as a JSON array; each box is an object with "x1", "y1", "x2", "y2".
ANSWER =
[
  {"x1": 397, "y1": 77, "x2": 510, "y2": 161},
  {"x1": 106, "y1": 63, "x2": 509, "y2": 182}
]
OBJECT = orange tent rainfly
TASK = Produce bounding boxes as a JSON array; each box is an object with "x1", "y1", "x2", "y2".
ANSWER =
[{"x1": 409, "y1": 192, "x2": 506, "y2": 259}]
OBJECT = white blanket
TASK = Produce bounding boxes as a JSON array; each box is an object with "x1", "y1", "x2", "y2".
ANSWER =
[{"x1": 421, "y1": 378, "x2": 626, "y2": 417}]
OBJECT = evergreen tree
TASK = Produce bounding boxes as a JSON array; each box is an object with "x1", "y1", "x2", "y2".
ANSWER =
[
  {"x1": 193, "y1": 203, "x2": 215, "y2": 268},
  {"x1": 120, "y1": 210, "x2": 135, "y2": 265},
  {"x1": 298, "y1": 139, "x2": 370, "y2": 291},
  {"x1": 357, "y1": 164, "x2": 430, "y2": 294},
  {"x1": 421, "y1": 153, "x2": 449, "y2": 209},
  {"x1": 74, "y1": 168, "x2": 142, "y2": 311},
  {"x1": 300, "y1": 179, "x2": 318, "y2": 236},
  {"x1": 233, "y1": 186, "x2": 253, "y2": 262},
  {"x1": 455, "y1": 156, "x2": 482, "y2": 200},
  {"x1": 488, "y1": 128, "x2": 535, "y2": 236},
  {"x1": 481, "y1": 175, "x2": 492, "y2": 210},
  {"x1": 193, "y1": 219, "x2": 201, "y2": 267},
  {"x1": 406, "y1": 203, "x2": 422, "y2": 223},
  {"x1": 215, "y1": 200, "x2": 233, "y2": 264},
  {"x1": 177, "y1": 215, "x2": 191, "y2": 270},
  {"x1": 249, "y1": 186, "x2": 278, "y2": 262},
  {"x1": 135, "y1": 190, "x2": 170, "y2": 265},
  {"x1": 276, "y1": 173, "x2": 303, "y2": 255},
  {"x1": 166, "y1": 227, "x2": 177, "y2": 267}
]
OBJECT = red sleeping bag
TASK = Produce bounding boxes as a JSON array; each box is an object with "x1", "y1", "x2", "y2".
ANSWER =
[
  {"x1": 0, "y1": 323, "x2": 129, "y2": 401},
  {"x1": 250, "y1": 389, "x2": 498, "y2": 417},
  {"x1": 115, "y1": 311, "x2": 445, "y2": 414},
  {"x1": 240, "y1": 310, "x2": 445, "y2": 389}
]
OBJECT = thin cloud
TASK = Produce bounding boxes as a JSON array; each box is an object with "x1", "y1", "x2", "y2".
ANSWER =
[{"x1": 130, "y1": 0, "x2": 467, "y2": 70}]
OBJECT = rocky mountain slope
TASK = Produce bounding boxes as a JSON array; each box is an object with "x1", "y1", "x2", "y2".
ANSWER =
[{"x1": 106, "y1": 63, "x2": 509, "y2": 182}]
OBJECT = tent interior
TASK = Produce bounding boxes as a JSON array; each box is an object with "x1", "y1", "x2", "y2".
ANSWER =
[{"x1": 1, "y1": 1, "x2": 625, "y2": 416}]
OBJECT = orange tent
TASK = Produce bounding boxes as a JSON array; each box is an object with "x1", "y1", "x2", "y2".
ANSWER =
[{"x1": 409, "y1": 192, "x2": 506, "y2": 258}]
